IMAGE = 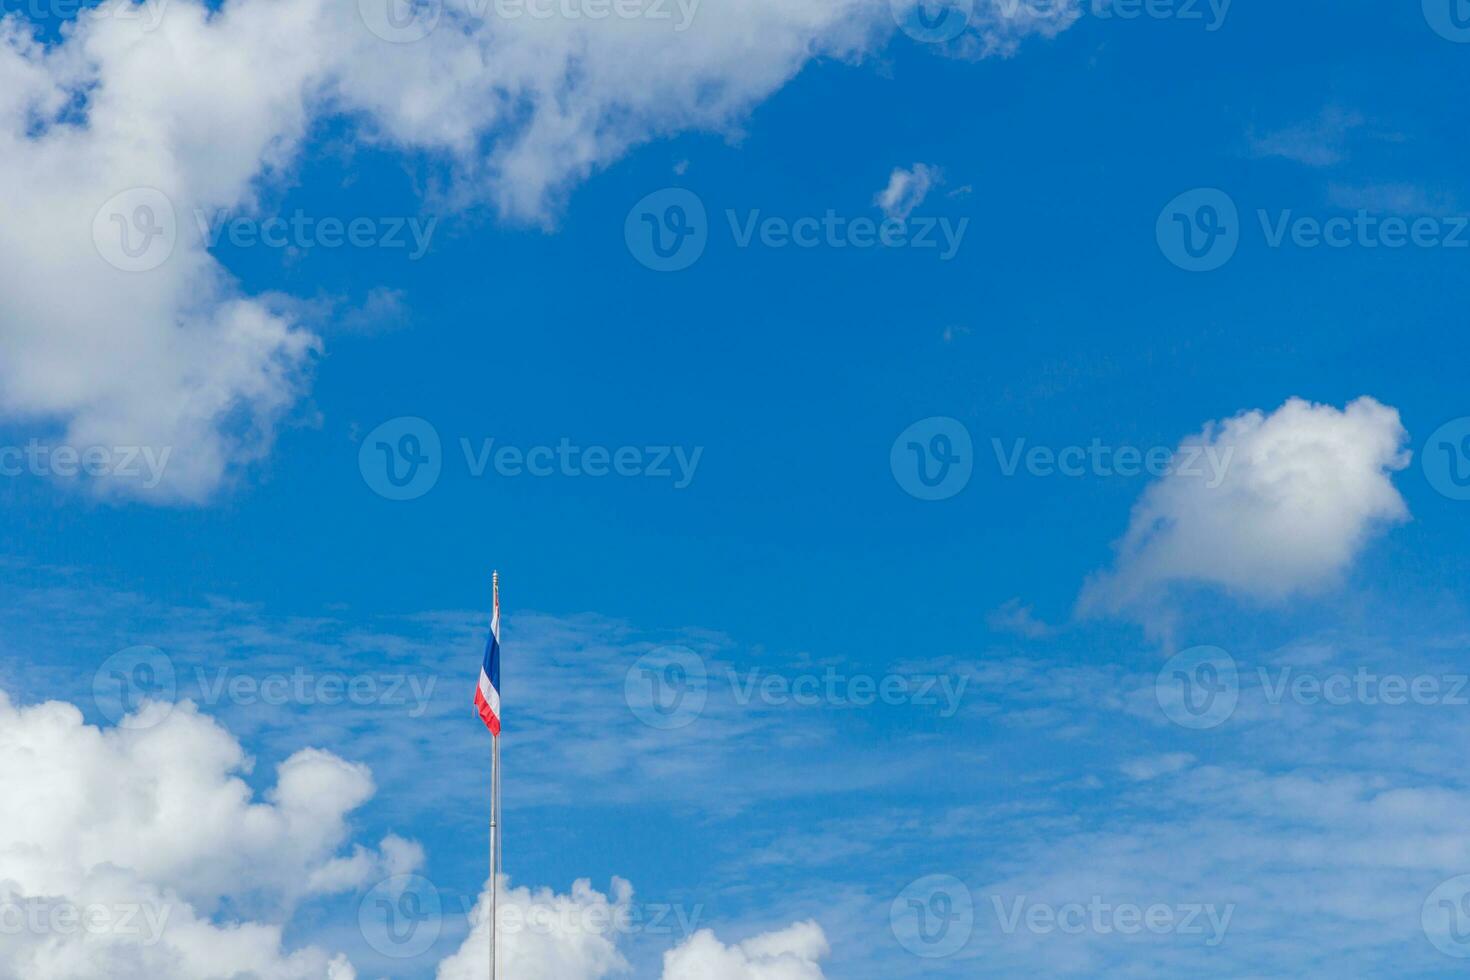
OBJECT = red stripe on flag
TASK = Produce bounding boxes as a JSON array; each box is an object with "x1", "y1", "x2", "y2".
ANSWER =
[{"x1": 475, "y1": 687, "x2": 501, "y2": 736}]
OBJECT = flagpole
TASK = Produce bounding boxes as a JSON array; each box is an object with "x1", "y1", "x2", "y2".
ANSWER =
[{"x1": 490, "y1": 570, "x2": 499, "y2": 980}]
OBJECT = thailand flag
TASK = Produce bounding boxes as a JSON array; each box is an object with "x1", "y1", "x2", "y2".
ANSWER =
[{"x1": 474, "y1": 588, "x2": 502, "y2": 736}]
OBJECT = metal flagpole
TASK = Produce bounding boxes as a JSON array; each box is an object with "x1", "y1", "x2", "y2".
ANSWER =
[{"x1": 490, "y1": 571, "x2": 499, "y2": 980}]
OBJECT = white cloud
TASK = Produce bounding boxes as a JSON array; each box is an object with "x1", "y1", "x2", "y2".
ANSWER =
[
  {"x1": 962, "y1": 764, "x2": 1470, "y2": 975},
  {"x1": 1325, "y1": 181, "x2": 1459, "y2": 216},
  {"x1": 988, "y1": 598, "x2": 1056, "y2": 639},
  {"x1": 436, "y1": 881, "x2": 829, "y2": 980},
  {"x1": 0, "y1": 6, "x2": 325, "y2": 504},
  {"x1": 1080, "y1": 397, "x2": 1411, "y2": 623},
  {"x1": 873, "y1": 163, "x2": 940, "y2": 220},
  {"x1": 941, "y1": 0, "x2": 1082, "y2": 58},
  {"x1": 1248, "y1": 106, "x2": 1365, "y2": 167},
  {"x1": 0, "y1": 565, "x2": 933, "y2": 835},
  {"x1": 434, "y1": 877, "x2": 633, "y2": 980},
  {"x1": 0, "y1": 688, "x2": 414, "y2": 979},
  {"x1": 661, "y1": 921, "x2": 829, "y2": 980},
  {"x1": 803, "y1": 632, "x2": 1470, "y2": 975},
  {"x1": 335, "y1": 287, "x2": 413, "y2": 336},
  {"x1": 0, "y1": 1, "x2": 1079, "y2": 502},
  {"x1": 0, "y1": 680, "x2": 835, "y2": 979},
  {"x1": 1119, "y1": 752, "x2": 1194, "y2": 781}
]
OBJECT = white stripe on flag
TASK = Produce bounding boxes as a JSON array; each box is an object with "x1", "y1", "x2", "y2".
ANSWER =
[{"x1": 478, "y1": 668, "x2": 501, "y2": 719}]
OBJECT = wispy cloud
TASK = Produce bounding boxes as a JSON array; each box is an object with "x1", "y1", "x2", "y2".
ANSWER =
[
  {"x1": 1248, "y1": 106, "x2": 1365, "y2": 167},
  {"x1": 0, "y1": 563, "x2": 958, "y2": 830},
  {"x1": 988, "y1": 598, "x2": 1058, "y2": 639},
  {"x1": 1326, "y1": 181, "x2": 1461, "y2": 216}
]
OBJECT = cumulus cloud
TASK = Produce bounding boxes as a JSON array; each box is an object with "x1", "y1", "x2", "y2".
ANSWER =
[
  {"x1": 0, "y1": 5, "x2": 326, "y2": 503},
  {"x1": 0, "y1": 0, "x2": 1078, "y2": 502},
  {"x1": 1080, "y1": 397, "x2": 1411, "y2": 623},
  {"x1": 873, "y1": 163, "x2": 941, "y2": 220},
  {"x1": 0, "y1": 681, "x2": 835, "y2": 979},
  {"x1": 661, "y1": 920, "x2": 829, "y2": 979},
  {"x1": 435, "y1": 873, "x2": 830, "y2": 980},
  {"x1": 435, "y1": 876, "x2": 829, "y2": 980},
  {"x1": 0, "y1": 688, "x2": 414, "y2": 979},
  {"x1": 435, "y1": 877, "x2": 633, "y2": 980}
]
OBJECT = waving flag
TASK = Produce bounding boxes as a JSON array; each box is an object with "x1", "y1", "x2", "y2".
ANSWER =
[{"x1": 475, "y1": 581, "x2": 502, "y2": 735}]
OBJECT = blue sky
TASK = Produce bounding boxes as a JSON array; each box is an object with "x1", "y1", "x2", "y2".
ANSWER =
[{"x1": 2, "y1": 0, "x2": 1470, "y2": 977}]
